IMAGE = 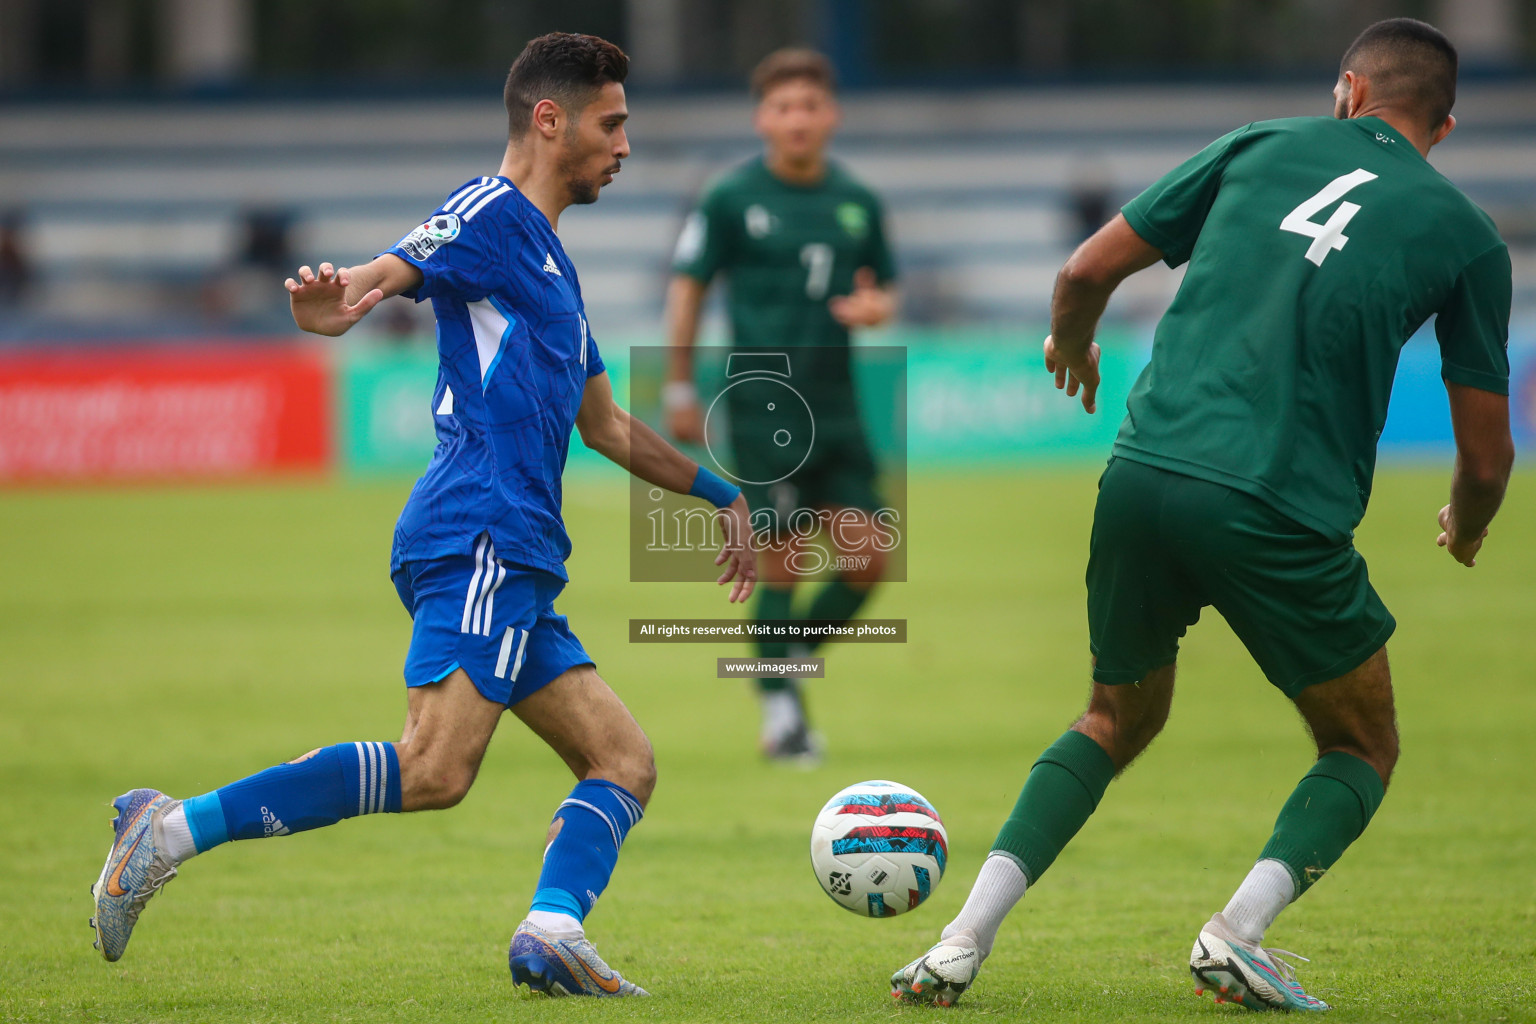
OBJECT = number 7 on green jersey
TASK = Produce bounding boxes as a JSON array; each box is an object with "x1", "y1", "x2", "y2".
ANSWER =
[{"x1": 1280, "y1": 168, "x2": 1379, "y2": 267}]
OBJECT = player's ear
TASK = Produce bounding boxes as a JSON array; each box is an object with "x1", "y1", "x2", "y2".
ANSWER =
[
  {"x1": 1430, "y1": 113, "x2": 1456, "y2": 148},
  {"x1": 532, "y1": 98, "x2": 563, "y2": 141},
  {"x1": 1345, "y1": 71, "x2": 1370, "y2": 119}
]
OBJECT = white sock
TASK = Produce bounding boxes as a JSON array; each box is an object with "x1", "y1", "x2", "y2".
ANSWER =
[
  {"x1": 526, "y1": 910, "x2": 584, "y2": 940},
  {"x1": 940, "y1": 854, "x2": 1029, "y2": 959},
  {"x1": 160, "y1": 803, "x2": 199, "y2": 864},
  {"x1": 1222, "y1": 858, "x2": 1296, "y2": 945},
  {"x1": 759, "y1": 688, "x2": 802, "y2": 743}
]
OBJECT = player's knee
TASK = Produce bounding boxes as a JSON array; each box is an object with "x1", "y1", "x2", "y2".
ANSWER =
[
  {"x1": 1349, "y1": 725, "x2": 1399, "y2": 788},
  {"x1": 618, "y1": 742, "x2": 658, "y2": 806},
  {"x1": 593, "y1": 734, "x2": 656, "y2": 806},
  {"x1": 397, "y1": 747, "x2": 478, "y2": 811},
  {"x1": 411, "y1": 768, "x2": 476, "y2": 810},
  {"x1": 1079, "y1": 677, "x2": 1173, "y2": 769}
]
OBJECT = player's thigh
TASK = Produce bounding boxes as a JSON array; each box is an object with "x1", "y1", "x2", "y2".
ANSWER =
[
  {"x1": 510, "y1": 663, "x2": 656, "y2": 804},
  {"x1": 1290, "y1": 646, "x2": 1397, "y2": 784},
  {"x1": 1190, "y1": 488, "x2": 1396, "y2": 700},
  {"x1": 392, "y1": 666, "x2": 506, "y2": 811},
  {"x1": 1087, "y1": 459, "x2": 1204, "y2": 686}
]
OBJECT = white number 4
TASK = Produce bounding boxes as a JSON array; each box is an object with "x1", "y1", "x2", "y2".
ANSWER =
[{"x1": 1279, "y1": 168, "x2": 1378, "y2": 266}]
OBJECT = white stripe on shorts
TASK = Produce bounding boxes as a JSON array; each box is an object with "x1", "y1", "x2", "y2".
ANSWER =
[
  {"x1": 461, "y1": 534, "x2": 490, "y2": 634},
  {"x1": 495, "y1": 627, "x2": 516, "y2": 679},
  {"x1": 510, "y1": 627, "x2": 530, "y2": 681},
  {"x1": 479, "y1": 561, "x2": 506, "y2": 636}
]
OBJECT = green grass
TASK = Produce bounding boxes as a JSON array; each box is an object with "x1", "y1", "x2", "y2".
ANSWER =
[{"x1": 1, "y1": 468, "x2": 1533, "y2": 1023}]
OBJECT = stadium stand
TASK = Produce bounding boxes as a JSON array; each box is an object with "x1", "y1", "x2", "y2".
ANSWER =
[{"x1": 2, "y1": 81, "x2": 1533, "y2": 341}]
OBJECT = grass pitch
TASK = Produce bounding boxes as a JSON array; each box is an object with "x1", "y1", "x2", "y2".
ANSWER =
[{"x1": 1, "y1": 467, "x2": 1533, "y2": 1023}]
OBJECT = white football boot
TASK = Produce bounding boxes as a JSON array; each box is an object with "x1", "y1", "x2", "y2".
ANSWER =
[
  {"x1": 1190, "y1": 912, "x2": 1330, "y2": 1011},
  {"x1": 890, "y1": 928, "x2": 982, "y2": 1007}
]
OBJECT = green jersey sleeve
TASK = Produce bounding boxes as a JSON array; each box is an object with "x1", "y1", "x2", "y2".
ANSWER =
[
  {"x1": 1121, "y1": 124, "x2": 1254, "y2": 268},
  {"x1": 1435, "y1": 243, "x2": 1513, "y2": 395},
  {"x1": 865, "y1": 194, "x2": 897, "y2": 284},
  {"x1": 672, "y1": 185, "x2": 732, "y2": 283}
]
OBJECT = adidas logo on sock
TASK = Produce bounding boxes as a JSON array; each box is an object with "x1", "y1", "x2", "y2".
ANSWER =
[
  {"x1": 542, "y1": 253, "x2": 561, "y2": 276},
  {"x1": 260, "y1": 806, "x2": 291, "y2": 837}
]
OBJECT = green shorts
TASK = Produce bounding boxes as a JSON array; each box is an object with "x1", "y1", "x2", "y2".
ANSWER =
[
  {"x1": 731, "y1": 416, "x2": 883, "y2": 533},
  {"x1": 1087, "y1": 457, "x2": 1395, "y2": 698}
]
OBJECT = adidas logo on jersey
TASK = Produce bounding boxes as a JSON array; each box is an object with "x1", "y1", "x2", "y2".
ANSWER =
[{"x1": 543, "y1": 253, "x2": 561, "y2": 276}]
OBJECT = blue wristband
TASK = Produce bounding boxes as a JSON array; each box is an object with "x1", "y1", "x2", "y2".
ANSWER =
[{"x1": 689, "y1": 465, "x2": 741, "y2": 509}]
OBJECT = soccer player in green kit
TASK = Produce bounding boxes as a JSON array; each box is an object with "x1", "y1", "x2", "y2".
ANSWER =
[
  {"x1": 664, "y1": 48, "x2": 898, "y2": 761},
  {"x1": 892, "y1": 19, "x2": 1513, "y2": 1011}
]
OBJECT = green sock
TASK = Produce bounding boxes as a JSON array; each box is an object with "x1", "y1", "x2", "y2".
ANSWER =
[
  {"x1": 1259, "y1": 751, "x2": 1385, "y2": 894},
  {"x1": 804, "y1": 577, "x2": 872, "y2": 651},
  {"x1": 754, "y1": 585, "x2": 795, "y2": 694},
  {"x1": 991, "y1": 730, "x2": 1117, "y2": 884}
]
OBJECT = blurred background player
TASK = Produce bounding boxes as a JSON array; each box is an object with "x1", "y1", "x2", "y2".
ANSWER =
[
  {"x1": 663, "y1": 47, "x2": 898, "y2": 762},
  {"x1": 892, "y1": 18, "x2": 1513, "y2": 1011},
  {"x1": 89, "y1": 32, "x2": 757, "y2": 998}
]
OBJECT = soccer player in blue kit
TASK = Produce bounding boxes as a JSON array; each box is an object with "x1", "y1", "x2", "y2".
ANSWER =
[{"x1": 89, "y1": 33, "x2": 756, "y2": 998}]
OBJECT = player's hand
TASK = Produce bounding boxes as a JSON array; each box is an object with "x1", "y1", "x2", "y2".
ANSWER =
[
  {"x1": 667, "y1": 401, "x2": 705, "y2": 444},
  {"x1": 829, "y1": 267, "x2": 894, "y2": 328},
  {"x1": 714, "y1": 494, "x2": 758, "y2": 603},
  {"x1": 1436, "y1": 503, "x2": 1486, "y2": 567},
  {"x1": 1044, "y1": 335, "x2": 1101, "y2": 414},
  {"x1": 663, "y1": 380, "x2": 705, "y2": 444},
  {"x1": 285, "y1": 263, "x2": 383, "y2": 337}
]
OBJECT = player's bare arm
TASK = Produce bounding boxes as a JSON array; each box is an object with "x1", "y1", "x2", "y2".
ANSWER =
[
  {"x1": 576, "y1": 370, "x2": 757, "y2": 602},
  {"x1": 285, "y1": 254, "x2": 422, "y2": 337},
  {"x1": 662, "y1": 274, "x2": 709, "y2": 442},
  {"x1": 1044, "y1": 214, "x2": 1163, "y2": 413},
  {"x1": 828, "y1": 266, "x2": 898, "y2": 328},
  {"x1": 1438, "y1": 382, "x2": 1515, "y2": 566}
]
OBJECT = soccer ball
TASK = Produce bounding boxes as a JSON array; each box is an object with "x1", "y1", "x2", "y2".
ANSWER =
[{"x1": 810, "y1": 780, "x2": 947, "y2": 917}]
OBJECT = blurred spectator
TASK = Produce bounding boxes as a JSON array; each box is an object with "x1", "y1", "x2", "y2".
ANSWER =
[
  {"x1": 239, "y1": 208, "x2": 296, "y2": 272},
  {"x1": 1067, "y1": 155, "x2": 1114, "y2": 244},
  {"x1": 203, "y1": 207, "x2": 299, "y2": 329},
  {"x1": 0, "y1": 210, "x2": 33, "y2": 307}
]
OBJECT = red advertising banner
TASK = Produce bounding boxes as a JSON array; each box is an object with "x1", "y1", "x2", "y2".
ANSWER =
[{"x1": 0, "y1": 344, "x2": 332, "y2": 481}]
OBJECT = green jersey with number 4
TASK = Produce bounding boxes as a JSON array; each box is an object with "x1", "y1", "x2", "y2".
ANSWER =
[
  {"x1": 1117, "y1": 115, "x2": 1511, "y2": 541},
  {"x1": 672, "y1": 157, "x2": 896, "y2": 410}
]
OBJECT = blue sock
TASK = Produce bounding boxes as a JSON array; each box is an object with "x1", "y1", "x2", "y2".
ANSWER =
[
  {"x1": 530, "y1": 779, "x2": 644, "y2": 921},
  {"x1": 181, "y1": 742, "x2": 401, "y2": 853}
]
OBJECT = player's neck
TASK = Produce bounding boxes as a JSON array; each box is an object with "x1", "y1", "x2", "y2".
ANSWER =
[
  {"x1": 1350, "y1": 109, "x2": 1434, "y2": 158},
  {"x1": 498, "y1": 145, "x2": 568, "y2": 231},
  {"x1": 764, "y1": 149, "x2": 827, "y2": 187}
]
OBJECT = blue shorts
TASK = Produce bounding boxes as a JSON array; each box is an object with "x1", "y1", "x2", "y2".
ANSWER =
[{"x1": 391, "y1": 533, "x2": 593, "y2": 706}]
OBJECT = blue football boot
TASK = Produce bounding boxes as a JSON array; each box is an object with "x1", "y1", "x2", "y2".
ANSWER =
[
  {"x1": 508, "y1": 920, "x2": 649, "y2": 997},
  {"x1": 90, "y1": 789, "x2": 179, "y2": 962}
]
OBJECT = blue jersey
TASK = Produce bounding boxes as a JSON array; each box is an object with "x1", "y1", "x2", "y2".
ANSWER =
[{"x1": 384, "y1": 176, "x2": 606, "y2": 581}]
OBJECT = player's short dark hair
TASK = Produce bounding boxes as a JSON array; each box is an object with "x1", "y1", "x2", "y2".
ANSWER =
[
  {"x1": 1339, "y1": 18, "x2": 1458, "y2": 130},
  {"x1": 751, "y1": 48, "x2": 836, "y2": 101},
  {"x1": 504, "y1": 32, "x2": 628, "y2": 141}
]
